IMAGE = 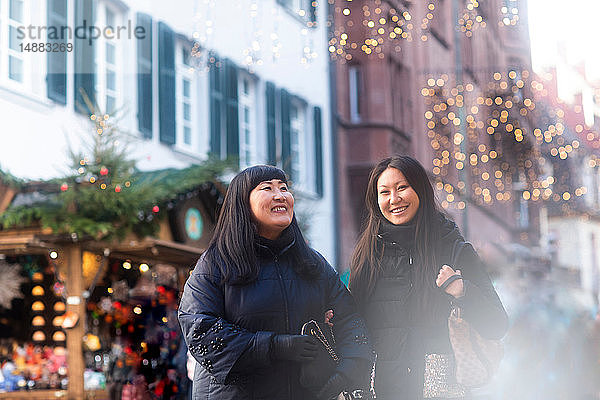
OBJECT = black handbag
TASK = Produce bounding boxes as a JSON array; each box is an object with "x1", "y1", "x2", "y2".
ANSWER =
[
  {"x1": 299, "y1": 320, "x2": 339, "y2": 392},
  {"x1": 299, "y1": 320, "x2": 375, "y2": 400}
]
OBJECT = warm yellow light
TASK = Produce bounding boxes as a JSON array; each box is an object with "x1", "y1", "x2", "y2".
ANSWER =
[
  {"x1": 52, "y1": 331, "x2": 66, "y2": 342},
  {"x1": 32, "y1": 285, "x2": 45, "y2": 296},
  {"x1": 32, "y1": 331, "x2": 46, "y2": 341},
  {"x1": 32, "y1": 301, "x2": 45, "y2": 311},
  {"x1": 32, "y1": 316, "x2": 45, "y2": 326},
  {"x1": 53, "y1": 302, "x2": 65, "y2": 312}
]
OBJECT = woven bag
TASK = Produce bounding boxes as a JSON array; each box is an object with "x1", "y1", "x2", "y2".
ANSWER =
[
  {"x1": 448, "y1": 306, "x2": 503, "y2": 387},
  {"x1": 447, "y1": 240, "x2": 504, "y2": 388}
]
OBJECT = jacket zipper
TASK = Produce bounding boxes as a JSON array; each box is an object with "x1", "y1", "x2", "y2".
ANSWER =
[{"x1": 272, "y1": 253, "x2": 292, "y2": 399}]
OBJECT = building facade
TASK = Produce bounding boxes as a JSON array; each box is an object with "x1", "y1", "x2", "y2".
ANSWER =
[
  {"x1": 331, "y1": 0, "x2": 540, "y2": 269},
  {"x1": 0, "y1": 0, "x2": 336, "y2": 262}
]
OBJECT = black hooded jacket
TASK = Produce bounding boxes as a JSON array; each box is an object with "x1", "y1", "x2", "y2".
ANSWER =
[
  {"x1": 361, "y1": 213, "x2": 508, "y2": 400},
  {"x1": 178, "y1": 237, "x2": 374, "y2": 400}
]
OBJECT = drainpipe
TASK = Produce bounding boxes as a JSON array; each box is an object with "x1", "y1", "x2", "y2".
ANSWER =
[{"x1": 327, "y1": 0, "x2": 341, "y2": 270}]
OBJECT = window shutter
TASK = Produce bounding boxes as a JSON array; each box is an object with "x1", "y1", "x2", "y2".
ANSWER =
[
  {"x1": 313, "y1": 106, "x2": 323, "y2": 197},
  {"x1": 136, "y1": 13, "x2": 153, "y2": 138},
  {"x1": 158, "y1": 22, "x2": 176, "y2": 145},
  {"x1": 280, "y1": 89, "x2": 291, "y2": 175},
  {"x1": 47, "y1": 0, "x2": 67, "y2": 104},
  {"x1": 209, "y1": 55, "x2": 223, "y2": 157},
  {"x1": 73, "y1": 0, "x2": 96, "y2": 114},
  {"x1": 224, "y1": 59, "x2": 239, "y2": 162},
  {"x1": 266, "y1": 82, "x2": 276, "y2": 165}
]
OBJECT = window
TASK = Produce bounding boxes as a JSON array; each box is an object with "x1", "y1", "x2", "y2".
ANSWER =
[
  {"x1": 0, "y1": 0, "x2": 29, "y2": 86},
  {"x1": 238, "y1": 75, "x2": 257, "y2": 168},
  {"x1": 289, "y1": 101, "x2": 305, "y2": 183},
  {"x1": 267, "y1": 84, "x2": 321, "y2": 194},
  {"x1": 391, "y1": 61, "x2": 412, "y2": 134},
  {"x1": 277, "y1": 0, "x2": 316, "y2": 22},
  {"x1": 47, "y1": 0, "x2": 68, "y2": 104},
  {"x1": 209, "y1": 56, "x2": 238, "y2": 160},
  {"x1": 348, "y1": 64, "x2": 362, "y2": 123},
  {"x1": 95, "y1": 3, "x2": 122, "y2": 114},
  {"x1": 136, "y1": 12, "x2": 153, "y2": 138},
  {"x1": 583, "y1": 157, "x2": 600, "y2": 208},
  {"x1": 177, "y1": 45, "x2": 196, "y2": 149}
]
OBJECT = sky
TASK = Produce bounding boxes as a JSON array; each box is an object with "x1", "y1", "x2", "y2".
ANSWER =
[{"x1": 528, "y1": 0, "x2": 600, "y2": 81}]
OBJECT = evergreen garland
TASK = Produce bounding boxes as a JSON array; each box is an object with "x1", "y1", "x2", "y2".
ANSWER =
[
  {"x1": 0, "y1": 169, "x2": 25, "y2": 189},
  {"x1": 0, "y1": 115, "x2": 234, "y2": 240}
]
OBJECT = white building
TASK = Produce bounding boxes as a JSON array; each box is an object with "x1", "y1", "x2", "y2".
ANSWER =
[{"x1": 0, "y1": 0, "x2": 336, "y2": 264}]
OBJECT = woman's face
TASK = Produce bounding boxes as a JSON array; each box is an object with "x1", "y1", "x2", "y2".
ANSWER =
[
  {"x1": 377, "y1": 167, "x2": 420, "y2": 225},
  {"x1": 249, "y1": 179, "x2": 294, "y2": 240}
]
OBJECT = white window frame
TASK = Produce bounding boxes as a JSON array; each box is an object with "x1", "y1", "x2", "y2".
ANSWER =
[
  {"x1": 0, "y1": 0, "x2": 33, "y2": 91},
  {"x1": 238, "y1": 73, "x2": 257, "y2": 168},
  {"x1": 176, "y1": 44, "x2": 197, "y2": 152},
  {"x1": 289, "y1": 99, "x2": 306, "y2": 185},
  {"x1": 94, "y1": 2, "x2": 122, "y2": 115}
]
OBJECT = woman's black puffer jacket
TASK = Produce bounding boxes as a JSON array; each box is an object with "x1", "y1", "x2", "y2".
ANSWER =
[
  {"x1": 178, "y1": 238, "x2": 373, "y2": 400},
  {"x1": 362, "y1": 214, "x2": 508, "y2": 400}
]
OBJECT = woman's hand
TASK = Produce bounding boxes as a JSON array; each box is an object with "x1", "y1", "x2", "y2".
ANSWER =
[
  {"x1": 271, "y1": 334, "x2": 318, "y2": 362},
  {"x1": 436, "y1": 265, "x2": 464, "y2": 298},
  {"x1": 324, "y1": 309, "x2": 334, "y2": 327}
]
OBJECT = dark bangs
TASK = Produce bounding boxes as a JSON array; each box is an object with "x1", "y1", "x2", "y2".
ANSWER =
[{"x1": 244, "y1": 165, "x2": 287, "y2": 195}]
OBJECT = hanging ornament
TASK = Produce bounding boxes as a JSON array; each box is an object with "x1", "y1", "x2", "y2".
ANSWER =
[
  {"x1": 100, "y1": 167, "x2": 109, "y2": 176},
  {"x1": 0, "y1": 261, "x2": 27, "y2": 309}
]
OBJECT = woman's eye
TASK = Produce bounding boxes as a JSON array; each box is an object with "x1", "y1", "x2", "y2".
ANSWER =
[
  {"x1": 280, "y1": 186, "x2": 288, "y2": 191},
  {"x1": 398, "y1": 185, "x2": 407, "y2": 190},
  {"x1": 379, "y1": 191, "x2": 389, "y2": 195}
]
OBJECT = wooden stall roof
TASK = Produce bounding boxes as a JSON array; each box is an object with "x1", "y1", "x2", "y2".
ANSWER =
[{"x1": 0, "y1": 229, "x2": 203, "y2": 268}]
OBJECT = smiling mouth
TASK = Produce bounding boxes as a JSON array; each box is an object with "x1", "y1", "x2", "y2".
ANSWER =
[
  {"x1": 390, "y1": 206, "x2": 408, "y2": 214},
  {"x1": 271, "y1": 206, "x2": 287, "y2": 212}
]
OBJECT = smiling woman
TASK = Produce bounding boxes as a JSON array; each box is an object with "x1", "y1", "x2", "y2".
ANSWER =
[
  {"x1": 249, "y1": 178, "x2": 295, "y2": 240},
  {"x1": 178, "y1": 165, "x2": 374, "y2": 400},
  {"x1": 349, "y1": 156, "x2": 508, "y2": 400}
]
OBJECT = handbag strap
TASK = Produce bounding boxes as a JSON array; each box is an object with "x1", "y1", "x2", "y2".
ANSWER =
[{"x1": 450, "y1": 238, "x2": 469, "y2": 267}]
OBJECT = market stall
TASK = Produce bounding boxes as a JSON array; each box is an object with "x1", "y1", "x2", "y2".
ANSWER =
[{"x1": 0, "y1": 179, "x2": 223, "y2": 400}]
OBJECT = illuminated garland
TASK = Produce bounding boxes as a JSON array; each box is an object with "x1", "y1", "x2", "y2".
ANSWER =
[{"x1": 421, "y1": 69, "x2": 599, "y2": 218}]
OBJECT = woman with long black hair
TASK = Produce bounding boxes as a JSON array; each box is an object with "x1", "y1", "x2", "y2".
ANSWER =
[
  {"x1": 349, "y1": 155, "x2": 508, "y2": 399},
  {"x1": 178, "y1": 165, "x2": 373, "y2": 400}
]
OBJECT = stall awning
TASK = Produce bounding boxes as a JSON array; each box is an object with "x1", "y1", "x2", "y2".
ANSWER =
[{"x1": 0, "y1": 229, "x2": 203, "y2": 268}]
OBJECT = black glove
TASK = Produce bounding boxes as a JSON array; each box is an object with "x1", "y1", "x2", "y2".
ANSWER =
[
  {"x1": 271, "y1": 334, "x2": 318, "y2": 362},
  {"x1": 316, "y1": 372, "x2": 348, "y2": 400}
]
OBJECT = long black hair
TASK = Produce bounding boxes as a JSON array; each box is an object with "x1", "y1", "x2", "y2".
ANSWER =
[
  {"x1": 204, "y1": 165, "x2": 319, "y2": 284},
  {"x1": 349, "y1": 156, "x2": 442, "y2": 306}
]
